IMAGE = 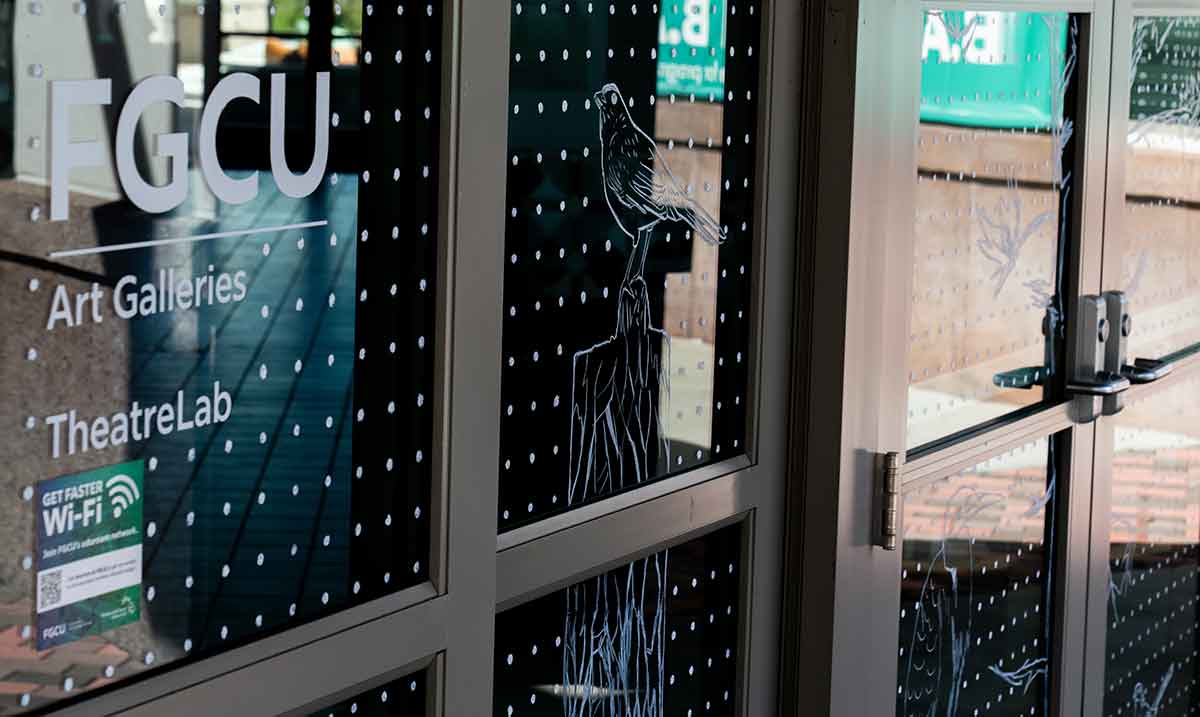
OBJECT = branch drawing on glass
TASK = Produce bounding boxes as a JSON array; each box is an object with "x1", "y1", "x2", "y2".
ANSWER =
[
  {"x1": 562, "y1": 553, "x2": 667, "y2": 716},
  {"x1": 1129, "y1": 18, "x2": 1200, "y2": 141},
  {"x1": 974, "y1": 16, "x2": 1073, "y2": 299},
  {"x1": 1132, "y1": 664, "x2": 1174, "y2": 717},
  {"x1": 1130, "y1": 17, "x2": 1177, "y2": 95},
  {"x1": 1107, "y1": 520, "x2": 1137, "y2": 619},
  {"x1": 1046, "y1": 15, "x2": 1076, "y2": 189},
  {"x1": 569, "y1": 83, "x2": 726, "y2": 505},
  {"x1": 988, "y1": 657, "x2": 1048, "y2": 695},
  {"x1": 975, "y1": 178, "x2": 1055, "y2": 297}
]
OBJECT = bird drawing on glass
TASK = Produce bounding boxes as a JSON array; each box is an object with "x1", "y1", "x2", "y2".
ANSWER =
[
  {"x1": 568, "y1": 83, "x2": 725, "y2": 505},
  {"x1": 900, "y1": 487, "x2": 1005, "y2": 717}
]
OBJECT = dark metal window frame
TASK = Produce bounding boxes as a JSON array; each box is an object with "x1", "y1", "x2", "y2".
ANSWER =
[{"x1": 33, "y1": 0, "x2": 804, "y2": 714}]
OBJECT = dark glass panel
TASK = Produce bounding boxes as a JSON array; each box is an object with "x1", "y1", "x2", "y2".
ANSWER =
[
  {"x1": 0, "y1": 0, "x2": 439, "y2": 712},
  {"x1": 897, "y1": 436, "x2": 1055, "y2": 716},
  {"x1": 1104, "y1": 376, "x2": 1200, "y2": 716},
  {"x1": 494, "y1": 522, "x2": 742, "y2": 715},
  {"x1": 303, "y1": 670, "x2": 427, "y2": 717},
  {"x1": 498, "y1": 0, "x2": 762, "y2": 530}
]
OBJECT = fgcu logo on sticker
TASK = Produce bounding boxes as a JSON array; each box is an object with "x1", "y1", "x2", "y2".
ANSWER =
[{"x1": 34, "y1": 460, "x2": 145, "y2": 649}]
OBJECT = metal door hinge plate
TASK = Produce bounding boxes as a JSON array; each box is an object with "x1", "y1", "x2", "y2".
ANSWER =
[{"x1": 874, "y1": 451, "x2": 904, "y2": 551}]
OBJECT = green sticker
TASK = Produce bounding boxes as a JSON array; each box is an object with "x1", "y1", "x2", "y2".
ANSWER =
[
  {"x1": 657, "y1": 0, "x2": 727, "y2": 99},
  {"x1": 34, "y1": 459, "x2": 144, "y2": 649}
]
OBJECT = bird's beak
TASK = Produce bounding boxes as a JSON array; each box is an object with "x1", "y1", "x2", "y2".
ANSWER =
[{"x1": 592, "y1": 90, "x2": 603, "y2": 106}]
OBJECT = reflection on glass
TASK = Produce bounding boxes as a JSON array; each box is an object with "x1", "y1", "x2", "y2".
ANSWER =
[
  {"x1": 302, "y1": 670, "x2": 427, "y2": 717},
  {"x1": 897, "y1": 437, "x2": 1055, "y2": 716},
  {"x1": 1104, "y1": 377, "x2": 1200, "y2": 715},
  {"x1": 908, "y1": 11, "x2": 1078, "y2": 449},
  {"x1": 498, "y1": 0, "x2": 760, "y2": 530},
  {"x1": 1121, "y1": 17, "x2": 1200, "y2": 362},
  {"x1": 0, "y1": 0, "x2": 439, "y2": 712},
  {"x1": 493, "y1": 523, "x2": 741, "y2": 716}
]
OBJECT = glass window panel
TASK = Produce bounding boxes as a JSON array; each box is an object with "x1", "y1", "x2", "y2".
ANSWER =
[
  {"x1": 493, "y1": 522, "x2": 742, "y2": 715},
  {"x1": 897, "y1": 436, "x2": 1056, "y2": 716},
  {"x1": 220, "y1": 0, "x2": 271, "y2": 34},
  {"x1": 908, "y1": 11, "x2": 1079, "y2": 449},
  {"x1": 220, "y1": 35, "x2": 309, "y2": 70},
  {"x1": 1104, "y1": 376, "x2": 1200, "y2": 715},
  {"x1": 498, "y1": 0, "x2": 761, "y2": 530},
  {"x1": 333, "y1": 0, "x2": 362, "y2": 39},
  {"x1": 0, "y1": 0, "x2": 440, "y2": 712},
  {"x1": 1121, "y1": 18, "x2": 1200, "y2": 362},
  {"x1": 302, "y1": 670, "x2": 427, "y2": 717}
]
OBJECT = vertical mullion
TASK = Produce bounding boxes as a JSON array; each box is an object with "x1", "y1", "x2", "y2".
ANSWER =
[
  {"x1": 1051, "y1": 4, "x2": 1114, "y2": 716},
  {"x1": 1052, "y1": 424, "x2": 1098, "y2": 716},
  {"x1": 442, "y1": 0, "x2": 507, "y2": 714},
  {"x1": 790, "y1": 0, "x2": 918, "y2": 714},
  {"x1": 1081, "y1": 3, "x2": 1130, "y2": 714}
]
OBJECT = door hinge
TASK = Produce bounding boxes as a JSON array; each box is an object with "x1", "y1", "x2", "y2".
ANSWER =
[{"x1": 874, "y1": 451, "x2": 904, "y2": 551}]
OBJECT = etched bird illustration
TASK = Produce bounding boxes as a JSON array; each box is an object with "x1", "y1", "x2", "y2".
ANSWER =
[
  {"x1": 901, "y1": 487, "x2": 1005, "y2": 717},
  {"x1": 593, "y1": 82, "x2": 725, "y2": 275}
]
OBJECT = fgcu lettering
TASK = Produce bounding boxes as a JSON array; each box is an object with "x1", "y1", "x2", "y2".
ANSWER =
[
  {"x1": 49, "y1": 71, "x2": 330, "y2": 221},
  {"x1": 44, "y1": 381, "x2": 233, "y2": 458}
]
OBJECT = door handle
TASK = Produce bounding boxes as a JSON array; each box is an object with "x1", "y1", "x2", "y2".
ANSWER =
[
  {"x1": 1067, "y1": 371, "x2": 1131, "y2": 396},
  {"x1": 992, "y1": 366, "x2": 1047, "y2": 389},
  {"x1": 1120, "y1": 357, "x2": 1174, "y2": 384}
]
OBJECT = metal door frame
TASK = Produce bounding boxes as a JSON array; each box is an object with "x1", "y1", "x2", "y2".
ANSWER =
[
  {"x1": 27, "y1": 0, "x2": 805, "y2": 714},
  {"x1": 782, "y1": 1, "x2": 1117, "y2": 715}
]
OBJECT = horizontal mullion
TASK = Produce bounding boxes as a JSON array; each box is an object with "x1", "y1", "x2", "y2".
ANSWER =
[
  {"x1": 114, "y1": 594, "x2": 446, "y2": 717},
  {"x1": 496, "y1": 468, "x2": 763, "y2": 610},
  {"x1": 219, "y1": 30, "x2": 314, "y2": 40},
  {"x1": 280, "y1": 654, "x2": 439, "y2": 717},
  {"x1": 920, "y1": 0, "x2": 1097, "y2": 13},
  {"x1": 51, "y1": 582, "x2": 438, "y2": 717},
  {"x1": 1130, "y1": 1, "x2": 1200, "y2": 15},
  {"x1": 496, "y1": 454, "x2": 753, "y2": 551},
  {"x1": 902, "y1": 402, "x2": 1073, "y2": 490}
]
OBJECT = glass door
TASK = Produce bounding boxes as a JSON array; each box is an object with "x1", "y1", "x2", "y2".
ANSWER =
[
  {"x1": 785, "y1": 1, "x2": 1118, "y2": 714},
  {"x1": 1085, "y1": 3, "x2": 1200, "y2": 714}
]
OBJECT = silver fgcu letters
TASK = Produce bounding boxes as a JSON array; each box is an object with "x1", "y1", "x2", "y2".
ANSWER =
[{"x1": 48, "y1": 71, "x2": 331, "y2": 220}]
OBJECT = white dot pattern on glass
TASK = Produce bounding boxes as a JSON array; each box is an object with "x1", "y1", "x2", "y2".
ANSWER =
[
  {"x1": 906, "y1": 11, "x2": 1078, "y2": 451},
  {"x1": 499, "y1": 0, "x2": 759, "y2": 529},
  {"x1": 298, "y1": 669, "x2": 427, "y2": 715},
  {"x1": 1102, "y1": 374, "x2": 1200, "y2": 715},
  {"x1": 896, "y1": 437, "x2": 1054, "y2": 715},
  {"x1": 0, "y1": 0, "x2": 440, "y2": 708},
  {"x1": 1118, "y1": 16, "x2": 1200, "y2": 369},
  {"x1": 494, "y1": 523, "x2": 741, "y2": 714}
]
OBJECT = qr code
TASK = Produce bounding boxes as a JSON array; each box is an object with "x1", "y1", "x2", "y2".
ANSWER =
[{"x1": 39, "y1": 570, "x2": 62, "y2": 610}]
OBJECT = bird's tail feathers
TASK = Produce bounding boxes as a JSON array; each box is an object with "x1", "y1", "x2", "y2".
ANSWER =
[{"x1": 670, "y1": 202, "x2": 726, "y2": 246}]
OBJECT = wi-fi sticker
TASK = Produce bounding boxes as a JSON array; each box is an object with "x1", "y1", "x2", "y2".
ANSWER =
[{"x1": 105, "y1": 474, "x2": 142, "y2": 518}]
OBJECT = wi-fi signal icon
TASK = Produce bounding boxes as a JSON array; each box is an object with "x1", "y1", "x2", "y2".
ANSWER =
[{"x1": 105, "y1": 474, "x2": 141, "y2": 519}]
